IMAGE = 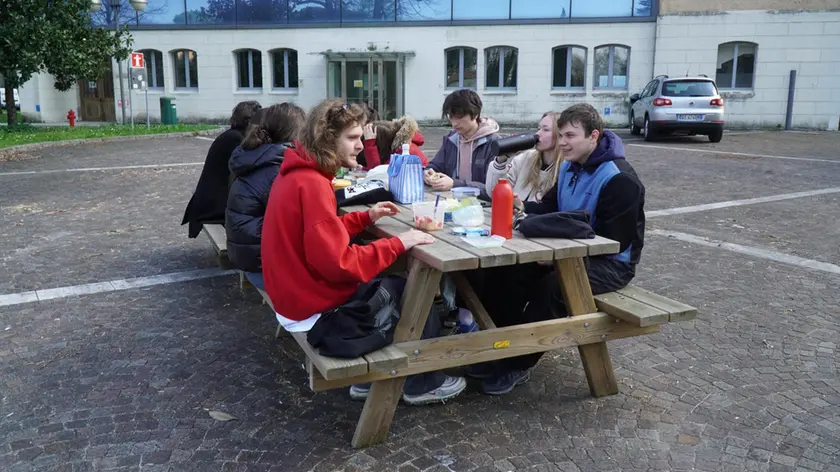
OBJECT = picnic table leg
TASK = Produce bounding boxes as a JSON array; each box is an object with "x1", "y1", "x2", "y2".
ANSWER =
[
  {"x1": 555, "y1": 257, "x2": 619, "y2": 397},
  {"x1": 351, "y1": 258, "x2": 443, "y2": 448}
]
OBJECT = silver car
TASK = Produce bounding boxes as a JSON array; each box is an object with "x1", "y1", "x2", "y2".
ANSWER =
[{"x1": 629, "y1": 76, "x2": 725, "y2": 142}]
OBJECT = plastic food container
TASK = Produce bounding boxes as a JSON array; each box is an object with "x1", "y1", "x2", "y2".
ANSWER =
[
  {"x1": 452, "y1": 187, "x2": 480, "y2": 201},
  {"x1": 451, "y1": 203, "x2": 485, "y2": 227},
  {"x1": 412, "y1": 202, "x2": 445, "y2": 231}
]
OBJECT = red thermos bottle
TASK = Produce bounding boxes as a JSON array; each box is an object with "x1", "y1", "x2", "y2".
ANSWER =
[{"x1": 491, "y1": 179, "x2": 514, "y2": 239}]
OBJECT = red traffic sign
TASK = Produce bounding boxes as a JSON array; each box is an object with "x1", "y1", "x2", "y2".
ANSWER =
[{"x1": 130, "y1": 52, "x2": 145, "y2": 69}]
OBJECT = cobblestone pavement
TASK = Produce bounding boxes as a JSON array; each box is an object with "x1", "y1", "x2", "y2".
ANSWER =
[{"x1": 1, "y1": 129, "x2": 839, "y2": 472}]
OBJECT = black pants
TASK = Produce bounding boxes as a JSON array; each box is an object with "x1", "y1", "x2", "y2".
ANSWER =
[{"x1": 483, "y1": 257, "x2": 636, "y2": 372}]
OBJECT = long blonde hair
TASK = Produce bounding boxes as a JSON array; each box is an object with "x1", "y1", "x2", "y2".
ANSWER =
[
  {"x1": 300, "y1": 99, "x2": 366, "y2": 175},
  {"x1": 522, "y1": 111, "x2": 562, "y2": 195}
]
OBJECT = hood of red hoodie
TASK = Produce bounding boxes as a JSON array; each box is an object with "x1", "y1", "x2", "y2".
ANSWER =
[
  {"x1": 279, "y1": 142, "x2": 334, "y2": 180},
  {"x1": 411, "y1": 131, "x2": 425, "y2": 147}
]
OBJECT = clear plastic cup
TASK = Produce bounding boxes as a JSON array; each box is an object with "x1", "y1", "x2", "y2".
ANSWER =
[{"x1": 412, "y1": 202, "x2": 445, "y2": 231}]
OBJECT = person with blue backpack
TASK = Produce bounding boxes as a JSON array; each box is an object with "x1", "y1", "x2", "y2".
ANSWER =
[{"x1": 473, "y1": 103, "x2": 646, "y2": 395}]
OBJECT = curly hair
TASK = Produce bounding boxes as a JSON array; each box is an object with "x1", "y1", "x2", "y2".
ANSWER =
[
  {"x1": 241, "y1": 102, "x2": 305, "y2": 151},
  {"x1": 301, "y1": 99, "x2": 367, "y2": 175}
]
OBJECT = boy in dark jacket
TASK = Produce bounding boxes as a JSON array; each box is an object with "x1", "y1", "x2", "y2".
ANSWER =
[
  {"x1": 476, "y1": 103, "x2": 646, "y2": 395},
  {"x1": 425, "y1": 89, "x2": 501, "y2": 200},
  {"x1": 182, "y1": 101, "x2": 261, "y2": 238},
  {"x1": 225, "y1": 103, "x2": 305, "y2": 288}
]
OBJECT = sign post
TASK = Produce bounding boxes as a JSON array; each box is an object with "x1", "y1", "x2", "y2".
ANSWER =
[{"x1": 129, "y1": 52, "x2": 147, "y2": 131}]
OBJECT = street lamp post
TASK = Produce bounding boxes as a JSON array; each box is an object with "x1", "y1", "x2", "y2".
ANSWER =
[{"x1": 90, "y1": 0, "x2": 147, "y2": 124}]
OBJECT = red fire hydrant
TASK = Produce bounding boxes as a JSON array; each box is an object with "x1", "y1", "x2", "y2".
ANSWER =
[{"x1": 67, "y1": 109, "x2": 76, "y2": 128}]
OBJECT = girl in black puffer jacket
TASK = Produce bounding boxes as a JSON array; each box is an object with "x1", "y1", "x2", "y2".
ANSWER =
[{"x1": 226, "y1": 103, "x2": 305, "y2": 288}]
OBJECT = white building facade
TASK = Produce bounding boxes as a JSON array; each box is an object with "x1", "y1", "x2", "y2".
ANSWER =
[{"x1": 18, "y1": 0, "x2": 840, "y2": 130}]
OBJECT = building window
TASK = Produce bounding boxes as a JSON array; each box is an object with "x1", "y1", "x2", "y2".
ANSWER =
[
  {"x1": 271, "y1": 49, "x2": 299, "y2": 90},
  {"x1": 485, "y1": 46, "x2": 518, "y2": 90},
  {"x1": 137, "y1": 49, "x2": 164, "y2": 90},
  {"x1": 552, "y1": 45, "x2": 586, "y2": 89},
  {"x1": 235, "y1": 49, "x2": 262, "y2": 90},
  {"x1": 594, "y1": 44, "x2": 629, "y2": 89},
  {"x1": 445, "y1": 47, "x2": 477, "y2": 89},
  {"x1": 172, "y1": 49, "x2": 198, "y2": 90},
  {"x1": 716, "y1": 42, "x2": 756, "y2": 89}
]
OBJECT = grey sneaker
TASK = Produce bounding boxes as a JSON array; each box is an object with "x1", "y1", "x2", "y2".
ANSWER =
[
  {"x1": 349, "y1": 384, "x2": 370, "y2": 401},
  {"x1": 402, "y1": 376, "x2": 467, "y2": 406}
]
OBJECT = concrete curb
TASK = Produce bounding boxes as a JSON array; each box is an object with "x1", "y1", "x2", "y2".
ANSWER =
[{"x1": 0, "y1": 127, "x2": 224, "y2": 153}]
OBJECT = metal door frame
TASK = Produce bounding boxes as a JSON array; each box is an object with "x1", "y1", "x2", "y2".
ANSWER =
[{"x1": 322, "y1": 51, "x2": 413, "y2": 119}]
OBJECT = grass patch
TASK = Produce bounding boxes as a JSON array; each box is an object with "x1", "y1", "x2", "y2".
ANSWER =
[
  {"x1": 1, "y1": 109, "x2": 23, "y2": 124},
  {"x1": 0, "y1": 123, "x2": 219, "y2": 148}
]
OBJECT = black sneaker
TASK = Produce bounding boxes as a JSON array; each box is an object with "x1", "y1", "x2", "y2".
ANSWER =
[
  {"x1": 465, "y1": 362, "x2": 496, "y2": 379},
  {"x1": 482, "y1": 370, "x2": 531, "y2": 395}
]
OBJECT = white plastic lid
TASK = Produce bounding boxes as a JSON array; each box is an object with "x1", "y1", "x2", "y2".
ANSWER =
[{"x1": 401, "y1": 143, "x2": 410, "y2": 155}]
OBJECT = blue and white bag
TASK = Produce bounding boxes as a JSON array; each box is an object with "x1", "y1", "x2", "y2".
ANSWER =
[{"x1": 387, "y1": 146, "x2": 425, "y2": 204}]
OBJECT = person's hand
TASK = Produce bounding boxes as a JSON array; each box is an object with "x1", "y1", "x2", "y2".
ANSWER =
[
  {"x1": 398, "y1": 230, "x2": 435, "y2": 250},
  {"x1": 423, "y1": 168, "x2": 437, "y2": 186},
  {"x1": 368, "y1": 201, "x2": 399, "y2": 222},
  {"x1": 431, "y1": 174, "x2": 454, "y2": 191},
  {"x1": 496, "y1": 154, "x2": 513, "y2": 164},
  {"x1": 363, "y1": 123, "x2": 376, "y2": 140},
  {"x1": 513, "y1": 195, "x2": 524, "y2": 215}
]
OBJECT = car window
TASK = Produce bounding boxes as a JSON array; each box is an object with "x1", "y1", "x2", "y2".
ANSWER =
[
  {"x1": 644, "y1": 80, "x2": 659, "y2": 98},
  {"x1": 662, "y1": 80, "x2": 718, "y2": 97}
]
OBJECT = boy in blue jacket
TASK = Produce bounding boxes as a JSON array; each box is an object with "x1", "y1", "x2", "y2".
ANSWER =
[{"x1": 476, "y1": 103, "x2": 646, "y2": 395}]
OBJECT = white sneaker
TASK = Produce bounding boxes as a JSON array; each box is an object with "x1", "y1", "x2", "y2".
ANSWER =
[
  {"x1": 402, "y1": 376, "x2": 467, "y2": 406},
  {"x1": 349, "y1": 384, "x2": 370, "y2": 401}
]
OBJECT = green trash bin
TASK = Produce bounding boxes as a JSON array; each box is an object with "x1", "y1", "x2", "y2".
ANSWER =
[{"x1": 159, "y1": 97, "x2": 177, "y2": 125}]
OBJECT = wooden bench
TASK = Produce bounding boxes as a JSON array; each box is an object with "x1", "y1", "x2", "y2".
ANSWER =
[
  {"x1": 201, "y1": 223, "x2": 232, "y2": 269},
  {"x1": 594, "y1": 286, "x2": 697, "y2": 327},
  {"x1": 254, "y1": 286, "x2": 409, "y2": 381},
  {"x1": 313, "y1": 194, "x2": 698, "y2": 448}
]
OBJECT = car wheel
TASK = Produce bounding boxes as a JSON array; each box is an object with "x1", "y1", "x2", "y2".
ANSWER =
[
  {"x1": 643, "y1": 117, "x2": 655, "y2": 142},
  {"x1": 630, "y1": 113, "x2": 641, "y2": 135},
  {"x1": 708, "y1": 129, "x2": 723, "y2": 143}
]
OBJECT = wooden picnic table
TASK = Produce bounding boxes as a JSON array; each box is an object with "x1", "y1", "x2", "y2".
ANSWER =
[{"x1": 335, "y1": 189, "x2": 660, "y2": 448}]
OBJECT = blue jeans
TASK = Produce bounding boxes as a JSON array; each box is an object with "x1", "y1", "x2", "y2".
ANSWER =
[{"x1": 244, "y1": 271, "x2": 265, "y2": 290}]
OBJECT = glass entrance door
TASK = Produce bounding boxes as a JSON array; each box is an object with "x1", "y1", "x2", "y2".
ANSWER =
[{"x1": 327, "y1": 57, "x2": 401, "y2": 120}]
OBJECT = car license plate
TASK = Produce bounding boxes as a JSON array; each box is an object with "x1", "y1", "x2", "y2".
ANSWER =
[{"x1": 677, "y1": 114, "x2": 704, "y2": 121}]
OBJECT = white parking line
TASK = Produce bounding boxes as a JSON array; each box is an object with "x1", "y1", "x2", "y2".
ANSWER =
[
  {"x1": 628, "y1": 143, "x2": 839, "y2": 164},
  {"x1": 0, "y1": 162, "x2": 204, "y2": 177},
  {"x1": 650, "y1": 230, "x2": 840, "y2": 276},
  {"x1": 0, "y1": 268, "x2": 236, "y2": 307},
  {"x1": 195, "y1": 136, "x2": 215, "y2": 141},
  {"x1": 647, "y1": 187, "x2": 840, "y2": 218}
]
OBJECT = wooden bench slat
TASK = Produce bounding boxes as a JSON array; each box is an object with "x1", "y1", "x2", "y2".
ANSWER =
[
  {"x1": 290, "y1": 332, "x2": 369, "y2": 380},
  {"x1": 309, "y1": 312, "x2": 658, "y2": 391},
  {"x1": 594, "y1": 291, "x2": 670, "y2": 327},
  {"x1": 202, "y1": 224, "x2": 227, "y2": 253},
  {"x1": 615, "y1": 286, "x2": 698, "y2": 323},
  {"x1": 363, "y1": 346, "x2": 409, "y2": 373}
]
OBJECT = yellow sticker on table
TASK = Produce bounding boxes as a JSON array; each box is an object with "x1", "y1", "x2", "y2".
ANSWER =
[{"x1": 493, "y1": 340, "x2": 510, "y2": 349}]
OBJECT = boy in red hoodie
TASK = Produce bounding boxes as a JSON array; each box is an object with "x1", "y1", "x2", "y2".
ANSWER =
[{"x1": 261, "y1": 99, "x2": 467, "y2": 406}]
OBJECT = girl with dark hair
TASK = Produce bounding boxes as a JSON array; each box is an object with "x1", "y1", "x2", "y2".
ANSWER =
[
  {"x1": 225, "y1": 103, "x2": 305, "y2": 289},
  {"x1": 182, "y1": 100, "x2": 261, "y2": 238},
  {"x1": 261, "y1": 99, "x2": 467, "y2": 405}
]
